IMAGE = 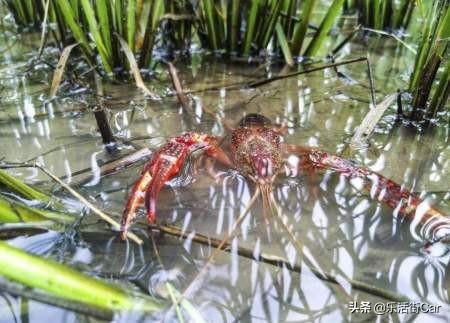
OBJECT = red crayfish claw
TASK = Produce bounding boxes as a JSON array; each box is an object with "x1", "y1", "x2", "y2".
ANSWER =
[{"x1": 120, "y1": 132, "x2": 231, "y2": 240}]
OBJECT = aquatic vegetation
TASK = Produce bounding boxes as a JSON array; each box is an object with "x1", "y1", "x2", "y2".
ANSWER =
[
  {"x1": 0, "y1": 167, "x2": 209, "y2": 319},
  {"x1": 346, "y1": 0, "x2": 416, "y2": 30},
  {"x1": 196, "y1": 0, "x2": 284, "y2": 55},
  {"x1": 0, "y1": 170, "x2": 159, "y2": 313},
  {"x1": 0, "y1": 241, "x2": 164, "y2": 314},
  {"x1": 0, "y1": 169, "x2": 54, "y2": 205},
  {"x1": 0, "y1": 195, "x2": 72, "y2": 224},
  {"x1": 409, "y1": 0, "x2": 450, "y2": 121},
  {"x1": 53, "y1": 0, "x2": 165, "y2": 75},
  {"x1": 4, "y1": 0, "x2": 347, "y2": 71},
  {"x1": 3, "y1": 0, "x2": 165, "y2": 74},
  {"x1": 302, "y1": 0, "x2": 345, "y2": 57},
  {"x1": 161, "y1": 0, "x2": 195, "y2": 54},
  {"x1": 197, "y1": 0, "x2": 345, "y2": 60},
  {"x1": 3, "y1": 0, "x2": 45, "y2": 29}
]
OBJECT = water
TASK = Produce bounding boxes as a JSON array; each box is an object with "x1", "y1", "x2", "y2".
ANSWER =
[{"x1": 0, "y1": 13, "x2": 449, "y2": 323}]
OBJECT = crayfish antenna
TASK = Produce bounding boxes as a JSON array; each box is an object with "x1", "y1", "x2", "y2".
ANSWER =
[
  {"x1": 259, "y1": 184, "x2": 272, "y2": 215},
  {"x1": 258, "y1": 181, "x2": 276, "y2": 239}
]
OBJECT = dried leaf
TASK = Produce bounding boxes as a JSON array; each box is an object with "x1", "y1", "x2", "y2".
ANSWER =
[{"x1": 49, "y1": 43, "x2": 78, "y2": 98}]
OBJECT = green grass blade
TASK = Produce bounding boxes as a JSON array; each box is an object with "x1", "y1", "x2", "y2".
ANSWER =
[
  {"x1": 261, "y1": 0, "x2": 283, "y2": 47},
  {"x1": 409, "y1": 2, "x2": 447, "y2": 91},
  {"x1": 201, "y1": 0, "x2": 219, "y2": 50},
  {"x1": 6, "y1": 0, "x2": 27, "y2": 25},
  {"x1": 136, "y1": 0, "x2": 144, "y2": 21},
  {"x1": 19, "y1": 0, "x2": 32, "y2": 23},
  {"x1": 80, "y1": 0, "x2": 113, "y2": 74},
  {"x1": 409, "y1": 4, "x2": 435, "y2": 91},
  {"x1": 242, "y1": 0, "x2": 260, "y2": 55},
  {"x1": 217, "y1": 0, "x2": 227, "y2": 48},
  {"x1": 227, "y1": 0, "x2": 240, "y2": 52},
  {"x1": 304, "y1": 0, "x2": 344, "y2": 57},
  {"x1": 0, "y1": 196, "x2": 45, "y2": 223},
  {"x1": 111, "y1": 0, "x2": 124, "y2": 65},
  {"x1": 364, "y1": 0, "x2": 370, "y2": 26},
  {"x1": 69, "y1": 0, "x2": 80, "y2": 21},
  {"x1": 286, "y1": 0, "x2": 299, "y2": 38},
  {"x1": 275, "y1": 21, "x2": 294, "y2": 66},
  {"x1": 290, "y1": 0, "x2": 316, "y2": 55},
  {"x1": 378, "y1": 0, "x2": 386, "y2": 29},
  {"x1": 0, "y1": 169, "x2": 52, "y2": 205},
  {"x1": 428, "y1": 57, "x2": 450, "y2": 118},
  {"x1": 113, "y1": 0, "x2": 124, "y2": 37},
  {"x1": 0, "y1": 241, "x2": 164, "y2": 312},
  {"x1": 434, "y1": 3, "x2": 450, "y2": 57},
  {"x1": 96, "y1": 0, "x2": 113, "y2": 57},
  {"x1": 166, "y1": 282, "x2": 206, "y2": 323},
  {"x1": 55, "y1": 0, "x2": 92, "y2": 55},
  {"x1": 52, "y1": 0, "x2": 69, "y2": 42},
  {"x1": 138, "y1": 0, "x2": 164, "y2": 68},
  {"x1": 166, "y1": 282, "x2": 185, "y2": 323},
  {"x1": 372, "y1": 0, "x2": 379, "y2": 29},
  {"x1": 23, "y1": 0, "x2": 35, "y2": 25},
  {"x1": 344, "y1": 0, "x2": 355, "y2": 11},
  {"x1": 126, "y1": 0, "x2": 136, "y2": 53},
  {"x1": 0, "y1": 196, "x2": 73, "y2": 224},
  {"x1": 394, "y1": 0, "x2": 413, "y2": 29},
  {"x1": 150, "y1": 0, "x2": 165, "y2": 30}
]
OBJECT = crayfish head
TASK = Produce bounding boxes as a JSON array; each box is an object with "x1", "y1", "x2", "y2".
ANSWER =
[
  {"x1": 232, "y1": 127, "x2": 283, "y2": 179},
  {"x1": 245, "y1": 137, "x2": 283, "y2": 180}
]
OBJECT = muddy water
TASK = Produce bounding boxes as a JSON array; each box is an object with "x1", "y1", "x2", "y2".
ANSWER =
[{"x1": 0, "y1": 18, "x2": 449, "y2": 323}]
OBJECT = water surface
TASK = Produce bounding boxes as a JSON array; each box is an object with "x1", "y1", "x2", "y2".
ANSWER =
[{"x1": 0, "y1": 13, "x2": 449, "y2": 323}]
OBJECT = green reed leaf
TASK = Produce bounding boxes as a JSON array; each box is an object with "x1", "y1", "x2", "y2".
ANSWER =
[{"x1": 0, "y1": 241, "x2": 164, "y2": 313}]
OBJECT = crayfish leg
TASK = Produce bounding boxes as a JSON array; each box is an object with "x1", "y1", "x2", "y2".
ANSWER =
[
  {"x1": 144, "y1": 154, "x2": 187, "y2": 224},
  {"x1": 120, "y1": 165, "x2": 153, "y2": 239},
  {"x1": 121, "y1": 141, "x2": 189, "y2": 239},
  {"x1": 205, "y1": 144, "x2": 233, "y2": 168},
  {"x1": 143, "y1": 143, "x2": 232, "y2": 221},
  {"x1": 120, "y1": 133, "x2": 231, "y2": 240},
  {"x1": 284, "y1": 144, "x2": 449, "y2": 238}
]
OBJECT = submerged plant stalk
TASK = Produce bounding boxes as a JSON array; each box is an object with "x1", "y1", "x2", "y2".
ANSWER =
[
  {"x1": 0, "y1": 241, "x2": 163, "y2": 312},
  {"x1": 0, "y1": 169, "x2": 53, "y2": 205},
  {"x1": 408, "y1": 1, "x2": 450, "y2": 120}
]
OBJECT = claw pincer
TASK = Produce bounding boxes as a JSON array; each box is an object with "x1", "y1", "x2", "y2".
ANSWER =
[{"x1": 120, "y1": 132, "x2": 216, "y2": 239}]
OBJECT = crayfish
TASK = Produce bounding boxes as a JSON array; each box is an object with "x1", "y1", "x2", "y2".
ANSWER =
[{"x1": 120, "y1": 113, "x2": 450, "y2": 243}]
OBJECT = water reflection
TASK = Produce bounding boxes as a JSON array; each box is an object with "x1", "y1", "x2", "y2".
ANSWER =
[{"x1": 1, "y1": 22, "x2": 450, "y2": 322}]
